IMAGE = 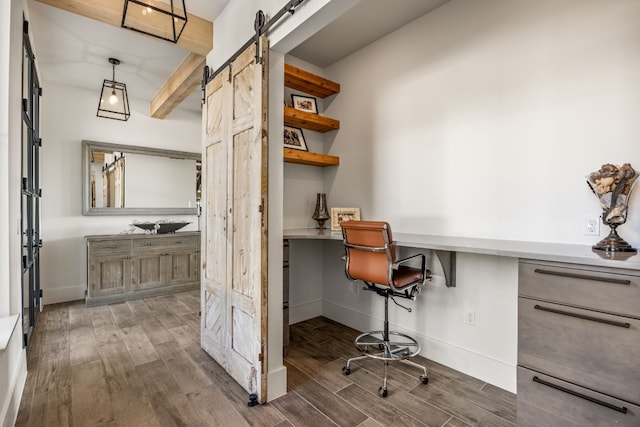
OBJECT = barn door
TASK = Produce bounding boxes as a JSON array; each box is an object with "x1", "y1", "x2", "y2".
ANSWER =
[{"x1": 201, "y1": 37, "x2": 269, "y2": 404}]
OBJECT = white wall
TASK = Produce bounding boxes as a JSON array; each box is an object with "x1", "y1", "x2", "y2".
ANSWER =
[
  {"x1": 0, "y1": 1, "x2": 30, "y2": 425},
  {"x1": 40, "y1": 83, "x2": 201, "y2": 304},
  {"x1": 0, "y1": 0, "x2": 12, "y2": 320},
  {"x1": 285, "y1": 0, "x2": 640, "y2": 394},
  {"x1": 325, "y1": 0, "x2": 640, "y2": 245}
]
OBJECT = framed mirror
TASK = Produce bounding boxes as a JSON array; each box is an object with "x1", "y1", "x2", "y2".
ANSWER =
[{"x1": 82, "y1": 140, "x2": 201, "y2": 215}]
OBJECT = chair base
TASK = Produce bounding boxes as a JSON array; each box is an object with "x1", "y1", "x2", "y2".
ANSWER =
[{"x1": 343, "y1": 330, "x2": 429, "y2": 397}]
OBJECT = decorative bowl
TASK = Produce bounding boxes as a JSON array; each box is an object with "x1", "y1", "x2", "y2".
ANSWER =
[{"x1": 132, "y1": 221, "x2": 191, "y2": 234}]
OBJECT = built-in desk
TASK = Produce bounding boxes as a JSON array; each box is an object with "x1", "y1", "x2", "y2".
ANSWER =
[
  {"x1": 284, "y1": 228, "x2": 640, "y2": 270},
  {"x1": 285, "y1": 228, "x2": 640, "y2": 425}
]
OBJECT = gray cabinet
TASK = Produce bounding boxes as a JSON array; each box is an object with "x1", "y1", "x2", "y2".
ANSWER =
[
  {"x1": 517, "y1": 260, "x2": 640, "y2": 426},
  {"x1": 86, "y1": 232, "x2": 200, "y2": 306},
  {"x1": 87, "y1": 239, "x2": 132, "y2": 298}
]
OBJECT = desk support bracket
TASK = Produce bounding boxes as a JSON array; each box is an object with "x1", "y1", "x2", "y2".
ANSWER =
[{"x1": 434, "y1": 250, "x2": 456, "y2": 287}]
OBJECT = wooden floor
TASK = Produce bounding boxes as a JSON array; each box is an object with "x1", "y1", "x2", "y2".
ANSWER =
[{"x1": 16, "y1": 290, "x2": 516, "y2": 426}]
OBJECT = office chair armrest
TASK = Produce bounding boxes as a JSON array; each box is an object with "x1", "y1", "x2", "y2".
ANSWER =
[
  {"x1": 392, "y1": 253, "x2": 426, "y2": 271},
  {"x1": 393, "y1": 253, "x2": 429, "y2": 285}
]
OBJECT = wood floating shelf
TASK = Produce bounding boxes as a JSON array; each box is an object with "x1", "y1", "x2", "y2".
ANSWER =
[
  {"x1": 283, "y1": 64, "x2": 341, "y2": 166},
  {"x1": 284, "y1": 64, "x2": 340, "y2": 98},
  {"x1": 284, "y1": 106, "x2": 339, "y2": 133},
  {"x1": 283, "y1": 148, "x2": 339, "y2": 167}
]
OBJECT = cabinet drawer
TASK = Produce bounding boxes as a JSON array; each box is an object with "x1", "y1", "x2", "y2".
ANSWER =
[
  {"x1": 519, "y1": 260, "x2": 640, "y2": 318},
  {"x1": 518, "y1": 297, "x2": 640, "y2": 404},
  {"x1": 517, "y1": 367, "x2": 639, "y2": 427},
  {"x1": 88, "y1": 239, "x2": 131, "y2": 254},
  {"x1": 132, "y1": 236, "x2": 197, "y2": 251}
]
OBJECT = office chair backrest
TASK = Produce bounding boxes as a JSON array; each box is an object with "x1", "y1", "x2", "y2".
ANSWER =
[{"x1": 340, "y1": 221, "x2": 396, "y2": 286}]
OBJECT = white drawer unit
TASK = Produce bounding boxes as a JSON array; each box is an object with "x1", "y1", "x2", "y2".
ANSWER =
[{"x1": 517, "y1": 259, "x2": 640, "y2": 426}]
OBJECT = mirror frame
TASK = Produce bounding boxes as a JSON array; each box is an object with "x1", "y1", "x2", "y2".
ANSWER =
[{"x1": 82, "y1": 140, "x2": 201, "y2": 216}]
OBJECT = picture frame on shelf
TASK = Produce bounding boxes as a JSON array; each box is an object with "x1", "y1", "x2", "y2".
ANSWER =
[
  {"x1": 283, "y1": 126, "x2": 308, "y2": 151},
  {"x1": 331, "y1": 207, "x2": 361, "y2": 230},
  {"x1": 291, "y1": 94, "x2": 318, "y2": 113}
]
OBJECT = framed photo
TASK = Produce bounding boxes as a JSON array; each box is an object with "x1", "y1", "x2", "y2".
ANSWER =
[
  {"x1": 283, "y1": 126, "x2": 308, "y2": 151},
  {"x1": 291, "y1": 94, "x2": 318, "y2": 113},
  {"x1": 331, "y1": 207, "x2": 361, "y2": 230}
]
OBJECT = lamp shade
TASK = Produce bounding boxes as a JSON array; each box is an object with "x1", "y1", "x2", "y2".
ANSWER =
[
  {"x1": 97, "y1": 58, "x2": 130, "y2": 121},
  {"x1": 121, "y1": 0, "x2": 187, "y2": 44}
]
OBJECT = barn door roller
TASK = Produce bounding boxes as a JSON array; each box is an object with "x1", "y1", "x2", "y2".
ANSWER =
[{"x1": 202, "y1": 0, "x2": 306, "y2": 102}]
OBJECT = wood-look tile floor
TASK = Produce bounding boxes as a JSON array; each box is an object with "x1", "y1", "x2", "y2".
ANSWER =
[{"x1": 16, "y1": 290, "x2": 516, "y2": 427}]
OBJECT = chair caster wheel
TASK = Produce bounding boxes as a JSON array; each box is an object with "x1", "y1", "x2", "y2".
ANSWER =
[
  {"x1": 420, "y1": 375, "x2": 429, "y2": 384},
  {"x1": 378, "y1": 343, "x2": 385, "y2": 351},
  {"x1": 378, "y1": 387, "x2": 388, "y2": 398},
  {"x1": 342, "y1": 367, "x2": 351, "y2": 375}
]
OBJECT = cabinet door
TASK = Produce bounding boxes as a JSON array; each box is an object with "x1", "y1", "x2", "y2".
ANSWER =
[
  {"x1": 89, "y1": 254, "x2": 131, "y2": 297},
  {"x1": 131, "y1": 252, "x2": 164, "y2": 290},
  {"x1": 163, "y1": 249, "x2": 198, "y2": 286}
]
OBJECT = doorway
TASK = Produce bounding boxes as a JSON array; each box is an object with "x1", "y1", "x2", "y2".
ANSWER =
[{"x1": 21, "y1": 17, "x2": 43, "y2": 348}]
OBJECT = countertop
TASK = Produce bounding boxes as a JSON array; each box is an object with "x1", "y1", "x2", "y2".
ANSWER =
[
  {"x1": 284, "y1": 228, "x2": 640, "y2": 271},
  {"x1": 85, "y1": 231, "x2": 200, "y2": 240}
]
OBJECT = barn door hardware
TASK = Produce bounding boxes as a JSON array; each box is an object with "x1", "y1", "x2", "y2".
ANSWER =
[{"x1": 201, "y1": 0, "x2": 307, "y2": 103}]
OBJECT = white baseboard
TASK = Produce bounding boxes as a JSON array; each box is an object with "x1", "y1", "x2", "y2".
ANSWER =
[
  {"x1": 289, "y1": 299, "x2": 322, "y2": 324},
  {"x1": 267, "y1": 365, "x2": 287, "y2": 402},
  {"x1": 322, "y1": 299, "x2": 516, "y2": 393},
  {"x1": 1, "y1": 333, "x2": 27, "y2": 427},
  {"x1": 42, "y1": 285, "x2": 85, "y2": 305}
]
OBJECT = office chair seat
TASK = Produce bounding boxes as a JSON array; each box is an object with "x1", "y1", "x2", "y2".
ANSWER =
[{"x1": 340, "y1": 220, "x2": 431, "y2": 398}]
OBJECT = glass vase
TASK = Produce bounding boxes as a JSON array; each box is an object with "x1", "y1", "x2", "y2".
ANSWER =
[
  {"x1": 586, "y1": 163, "x2": 638, "y2": 252},
  {"x1": 312, "y1": 193, "x2": 330, "y2": 229}
]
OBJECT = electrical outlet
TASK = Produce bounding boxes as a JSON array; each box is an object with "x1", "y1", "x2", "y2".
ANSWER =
[
  {"x1": 464, "y1": 310, "x2": 476, "y2": 326},
  {"x1": 584, "y1": 217, "x2": 600, "y2": 235}
]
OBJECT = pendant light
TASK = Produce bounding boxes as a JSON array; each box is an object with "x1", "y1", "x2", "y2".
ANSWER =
[
  {"x1": 97, "y1": 58, "x2": 130, "y2": 121},
  {"x1": 121, "y1": 0, "x2": 188, "y2": 44}
]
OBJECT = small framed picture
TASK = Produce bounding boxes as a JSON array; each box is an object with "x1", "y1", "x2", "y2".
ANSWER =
[
  {"x1": 283, "y1": 126, "x2": 308, "y2": 151},
  {"x1": 331, "y1": 207, "x2": 361, "y2": 230},
  {"x1": 291, "y1": 94, "x2": 318, "y2": 113}
]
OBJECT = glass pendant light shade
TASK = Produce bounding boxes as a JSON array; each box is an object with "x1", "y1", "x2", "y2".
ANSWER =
[
  {"x1": 97, "y1": 58, "x2": 130, "y2": 121},
  {"x1": 121, "y1": 0, "x2": 187, "y2": 44}
]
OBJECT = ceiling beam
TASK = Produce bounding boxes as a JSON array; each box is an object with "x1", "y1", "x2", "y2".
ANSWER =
[
  {"x1": 34, "y1": 0, "x2": 213, "y2": 56},
  {"x1": 35, "y1": 0, "x2": 213, "y2": 118},
  {"x1": 150, "y1": 52, "x2": 205, "y2": 119}
]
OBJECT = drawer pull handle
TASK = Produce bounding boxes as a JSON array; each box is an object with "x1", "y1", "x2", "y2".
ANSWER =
[
  {"x1": 532, "y1": 376, "x2": 628, "y2": 414},
  {"x1": 533, "y1": 268, "x2": 631, "y2": 285},
  {"x1": 534, "y1": 304, "x2": 630, "y2": 328}
]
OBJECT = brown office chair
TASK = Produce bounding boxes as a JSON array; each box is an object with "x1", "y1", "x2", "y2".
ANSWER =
[{"x1": 340, "y1": 220, "x2": 431, "y2": 397}]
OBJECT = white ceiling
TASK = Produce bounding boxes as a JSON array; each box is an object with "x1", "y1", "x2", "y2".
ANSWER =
[
  {"x1": 26, "y1": 0, "x2": 448, "y2": 118},
  {"x1": 289, "y1": 0, "x2": 451, "y2": 67},
  {"x1": 27, "y1": 0, "x2": 230, "y2": 115}
]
